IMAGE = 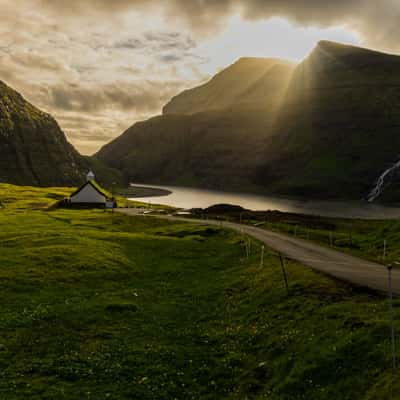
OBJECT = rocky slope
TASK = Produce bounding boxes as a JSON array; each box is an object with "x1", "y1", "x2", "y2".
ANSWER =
[
  {"x1": 0, "y1": 80, "x2": 122, "y2": 187},
  {"x1": 97, "y1": 41, "x2": 400, "y2": 201}
]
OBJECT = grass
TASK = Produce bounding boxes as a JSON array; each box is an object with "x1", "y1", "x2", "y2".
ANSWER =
[
  {"x1": 1, "y1": 184, "x2": 400, "y2": 399},
  {"x1": 0, "y1": 183, "x2": 168, "y2": 211},
  {"x1": 195, "y1": 207, "x2": 400, "y2": 267},
  {"x1": 258, "y1": 214, "x2": 400, "y2": 267}
]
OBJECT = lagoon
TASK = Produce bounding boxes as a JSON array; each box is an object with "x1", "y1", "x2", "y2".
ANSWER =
[{"x1": 129, "y1": 183, "x2": 400, "y2": 219}]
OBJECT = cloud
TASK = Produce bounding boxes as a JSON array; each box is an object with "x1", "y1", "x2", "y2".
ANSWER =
[
  {"x1": 9, "y1": 79, "x2": 189, "y2": 155},
  {"x1": 48, "y1": 81, "x2": 185, "y2": 114},
  {"x1": 37, "y1": 0, "x2": 149, "y2": 14},
  {"x1": 10, "y1": 52, "x2": 67, "y2": 72},
  {"x1": 236, "y1": 0, "x2": 400, "y2": 52},
  {"x1": 0, "y1": 1, "x2": 206, "y2": 154},
  {"x1": 35, "y1": 0, "x2": 400, "y2": 52},
  {"x1": 113, "y1": 38, "x2": 145, "y2": 50}
]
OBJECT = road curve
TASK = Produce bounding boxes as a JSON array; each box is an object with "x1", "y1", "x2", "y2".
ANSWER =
[{"x1": 117, "y1": 208, "x2": 399, "y2": 295}]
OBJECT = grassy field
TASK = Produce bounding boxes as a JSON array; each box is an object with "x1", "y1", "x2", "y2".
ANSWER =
[
  {"x1": 257, "y1": 214, "x2": 400, "y2": 267},
  {"x1": 195, "y1": 206, "x2": 400, "y2": 267},
  {"x1": 1, "y1": 185, "x2": 400, "y2": 399},
  {"x1": 0, "y1": 183, "x2": 166, "y2": 211}
]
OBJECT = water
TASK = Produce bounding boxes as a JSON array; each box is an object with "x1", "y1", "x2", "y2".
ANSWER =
[
  {"x1": 368, "y1": 157, "x2": 400, "y2": 202},
  {"x1": 130, "y1": 183, "x2": 400, "y2": 220}
]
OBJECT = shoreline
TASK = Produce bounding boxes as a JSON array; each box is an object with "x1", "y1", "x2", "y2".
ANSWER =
[
  {"x1": 117, "y1": 183, "x2": 400, "y2": 219},
  {"x1": 117, "y1": 185, "x2": 172, "y2": 199}
]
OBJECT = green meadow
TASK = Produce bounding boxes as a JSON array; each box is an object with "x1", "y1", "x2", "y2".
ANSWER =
[
  {"x1": 1, "y1": 184, "x2": 400, "y2": 399},
  {"x1": 258, "y1": 214, "x2": 400, "y2": 267},
  {"x1": 198, "y1": 207, "x2": 400, "y2": 268}
]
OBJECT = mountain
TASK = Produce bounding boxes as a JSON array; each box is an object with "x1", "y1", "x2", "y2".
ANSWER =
[
  {"x1": 0, "y1": 80, "x2": 123, "y2": 187},
  {"x1": 97, "y1": 41, "x2": 400, "y2": 201},
  {"x1": 163, "y1": 58, "x2": 294, "y2": 115},
  {"x1": 255, "y1": 41, "x2": 400, "y2": 199},
  {"x1": 95, "y1": 110, "x2": 278, "y2": 191},
  {"x1": 96, "y1": 57, "x2": 294, "y2": 192}
]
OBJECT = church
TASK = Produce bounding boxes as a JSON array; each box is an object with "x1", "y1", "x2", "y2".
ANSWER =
[{"x1": 66, "y1": 171, "x2": 116, "y2": 208}]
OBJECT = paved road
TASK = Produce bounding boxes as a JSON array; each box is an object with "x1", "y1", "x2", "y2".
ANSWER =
[{"x1": 117, "y1": 208, "x2": 399, "y2": 295}]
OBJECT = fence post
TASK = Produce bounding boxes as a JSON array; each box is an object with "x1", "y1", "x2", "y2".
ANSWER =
[
  {"x1": 279, "y1": 254, "x2": 289, "y2": 295},
  {"x1": 260, "y1": 245, "x2": 265, "y2": 267},
  {"x1": 387, "y1": 264, "x2": 396, "y2": 370},
  {"x1": 383, "y1": 239, "x2": 387, "y2": 262}
]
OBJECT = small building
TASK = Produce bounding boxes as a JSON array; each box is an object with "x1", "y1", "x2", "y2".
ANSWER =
[{"x1": 67, "y1": 171, "x2": 116, "y2": 208}]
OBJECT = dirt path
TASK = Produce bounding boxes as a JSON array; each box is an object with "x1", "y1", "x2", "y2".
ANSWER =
[{"x1": 117, "y1": 208, "x2": 398, "y2": 294}]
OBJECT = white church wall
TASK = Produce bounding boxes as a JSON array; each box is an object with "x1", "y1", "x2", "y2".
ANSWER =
[{"x1": 71, "y1": 184, "x2": 106, "y2": 204}]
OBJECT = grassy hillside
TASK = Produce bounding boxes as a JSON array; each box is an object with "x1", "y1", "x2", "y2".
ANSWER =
[
  {"x1": 260, "y1": 212, "x2": 400, "y2": 267},
  {"x1": 1, "y1": 184, "x2": 400, "y2": 399},
  {"x1": 194, "y1": 206, "x2": 400, "y2": 267},
  {"x1": 98, "y1": 41, "x2": 400, "y2": 202},
  {"x1": 191, "y1": 206, "x2": 400, "y2": 267},
  {"x1": 0, "y1": 80, "x2": 87, "y2": 186}
]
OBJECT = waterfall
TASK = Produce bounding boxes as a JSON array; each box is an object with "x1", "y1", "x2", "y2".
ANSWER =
[{"x1": 367, "y1": 158, "x2": 400, "y2": 202}]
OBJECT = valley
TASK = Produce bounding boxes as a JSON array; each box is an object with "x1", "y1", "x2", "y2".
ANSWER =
[
  {"x1": 2, "y1": 41, "x2": 400, "y2": 203},
  {"x1": 96, "y1": 41, "x2": 400, "y2": 203},
  {"x1": 3, "y1": 2, "x2": 400, "y2": 399},
  {"x1": 0, "y1": 184, "x2": 400, "y2": 399}
]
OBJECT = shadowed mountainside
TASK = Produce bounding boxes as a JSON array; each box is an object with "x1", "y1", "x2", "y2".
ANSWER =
[
  {"x1": 96, "y1": 57, "x2": 293, "y2": 192},
  {"x1": 0, "y1": 80, "x2": 124, "y2": 187},
  {"x1": 97, "y1": 41, "x2": 400, "y2": 201},
  {"x1": 257, "y1": 41, "x2": 400, "y2": 199}
]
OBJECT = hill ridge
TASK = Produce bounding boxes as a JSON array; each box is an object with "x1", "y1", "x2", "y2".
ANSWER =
[{"x1": 0, "y1": 79, "x2": 124, "y2": 187}]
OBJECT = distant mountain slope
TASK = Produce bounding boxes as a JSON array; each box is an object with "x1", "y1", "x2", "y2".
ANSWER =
[
  {"x1": 236, "y1": 62, "x2": 294, "y2": 109},
  {"x1": 97, "y1": 57, "x2": 293, "y2": 191},
  {"x1": 292, "y1": 41, "x2": 400, "y2": 89},
  {"x1": 163, "y1": 57, "x2": 294, "y2": 115},
  {"x1": 96, "y1": 110, "x2": 276, "y2": 191},
  {"x1": 0, "y1": 80, "x2": 123, "y2": 187},
  {"x1": 256, "y1": 41, "x2": 400, "y2": 199},
  {"x1": 97, "y1": 41, "x2": 400, "y2": 201}
]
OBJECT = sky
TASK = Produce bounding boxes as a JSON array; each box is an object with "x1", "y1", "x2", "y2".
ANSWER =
[{"x1": 1, "y1": 0, "x2": 400, "y2": 155}]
